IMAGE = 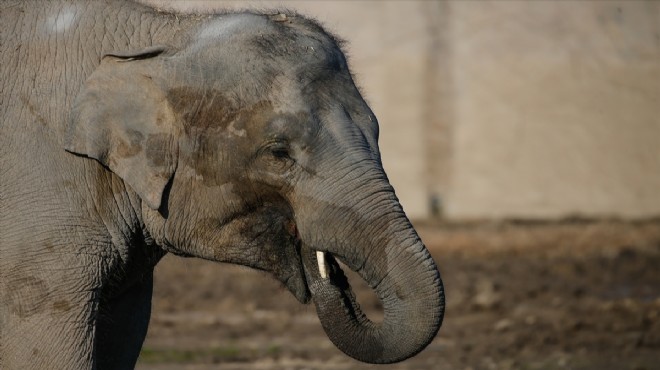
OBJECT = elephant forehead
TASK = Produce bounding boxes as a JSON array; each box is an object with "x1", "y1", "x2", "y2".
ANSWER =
[
  {"x1": 193, "y1": 13, "x2": 342, "y2": 69},
  {"x1": 166, "y1": 85, "x2": 314, "y2": 133},
  {"x1": 197, "y1": 14, "x2": 275, "y2": 41}
]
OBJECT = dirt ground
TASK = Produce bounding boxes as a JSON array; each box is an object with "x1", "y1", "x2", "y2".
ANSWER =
[{"x1": 136, "y1": 220, "x2": 660, "y2": 370}]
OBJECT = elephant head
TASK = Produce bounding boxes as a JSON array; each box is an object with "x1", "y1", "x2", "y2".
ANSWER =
[{"x1": 64, "y1": 13, "x2": 444, "y2": 363}]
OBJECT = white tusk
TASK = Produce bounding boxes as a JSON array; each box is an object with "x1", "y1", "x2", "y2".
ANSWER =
[{"x1": 316, "y1": 251, "x2": 328, "y2": 279}]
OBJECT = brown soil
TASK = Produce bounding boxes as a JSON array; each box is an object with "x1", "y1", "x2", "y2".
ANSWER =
[{"x1": 137, "y1": 220, "x2": 660, "y2": 370}]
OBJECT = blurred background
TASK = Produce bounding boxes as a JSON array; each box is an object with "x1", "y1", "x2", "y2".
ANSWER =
[{"x1": 137, "y1": 1, "x2": 660, "y2": 369}]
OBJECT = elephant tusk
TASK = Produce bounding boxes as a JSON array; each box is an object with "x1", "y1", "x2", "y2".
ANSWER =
[{"x1": 316, "y1": 251, "x2": 328, "y2": 279}]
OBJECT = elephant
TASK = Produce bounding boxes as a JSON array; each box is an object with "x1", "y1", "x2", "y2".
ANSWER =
[{"x1": 0, "y1": 0, "x2": 445, "y2": 368}]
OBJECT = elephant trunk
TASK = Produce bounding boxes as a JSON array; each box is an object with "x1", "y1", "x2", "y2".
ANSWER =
[{"x1": 300, "y1": 185, "x2": 445, "y2": 363}]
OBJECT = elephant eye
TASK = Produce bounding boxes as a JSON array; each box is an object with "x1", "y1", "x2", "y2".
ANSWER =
[
  {"x1": 272, "y1": 147, "x2": 290, "y2": 159},
  {"x1": 268, "y1": 142, "x2": 291, "y2": 160}
]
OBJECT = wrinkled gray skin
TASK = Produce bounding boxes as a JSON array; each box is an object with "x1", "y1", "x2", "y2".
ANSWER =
[{"x1": 0, "y1": 1, "x2": 444, "y2": 368}]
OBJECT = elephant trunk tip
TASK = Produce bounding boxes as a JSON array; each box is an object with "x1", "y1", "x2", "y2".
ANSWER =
[{"x1": 304, "y1": 247, "x2": 444, "y2": 364}]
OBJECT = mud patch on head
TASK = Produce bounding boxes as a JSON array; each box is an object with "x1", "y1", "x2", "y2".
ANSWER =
[
  {"x1": 116, "y1": 130, "x2": 143, "y2": 158},
  {"x1": 232, "y1": 100, "x2": 275, "y2": 135},
  {"x1": 146, "y1": 133, "x2": 174, "y2": 167},
  {"x1": 174, "y1": 97, "x2": 278, "y2": 187},
  {"x1": 167, "y1": 87, "x2": 238, "y2": 134}
]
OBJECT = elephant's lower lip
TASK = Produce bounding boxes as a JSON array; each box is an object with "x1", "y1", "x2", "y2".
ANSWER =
[
  {"x1": 285, "y1": 273, "x2": 311, "y2": 304},
  {"x1": 280, "y1": 243, "x2": 313, "y2": 304},
  {"x1": 294, "y1": 244, "x2": 317, "y2": 303}
]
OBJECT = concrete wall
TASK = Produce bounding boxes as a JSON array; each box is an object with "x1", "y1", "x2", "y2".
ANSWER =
[
  {"x1": 145, "y1": 1, "x2": 660, "y2": 220},
  {"x1": 445, "y1": 1, "x2": 660, "y2": 220}
]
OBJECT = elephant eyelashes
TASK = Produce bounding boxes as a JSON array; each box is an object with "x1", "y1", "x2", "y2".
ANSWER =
[
  {"x1": 271, "y1": 147, "x2": 290, "y2": 159},
  {"x1": 258, "y1": 142, "x2": 294, "y2": 173},
  {"x1": 267, "y1": 142, "x2": 291, "y2": 160}
]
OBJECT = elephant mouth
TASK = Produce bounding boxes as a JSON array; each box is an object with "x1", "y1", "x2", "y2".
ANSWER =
[
  {"x1": 277, "y1": 221, "x2": 345, "y2": 305},
  {"x1": 296, "y1": 244, "x2": 358, "y2": 309},
  {"x1": 282, "y1": 240, "x2": 349, "y2": 306},
  {"x1": 300, "y1": 246, "x2": 342, "y2": 289}
]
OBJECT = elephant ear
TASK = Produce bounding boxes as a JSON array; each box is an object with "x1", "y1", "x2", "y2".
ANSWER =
[{"x1": 65, "y1": 46, "x2": 178, "y2": 210}]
